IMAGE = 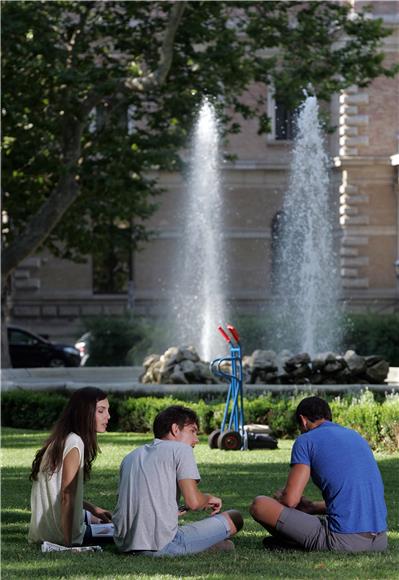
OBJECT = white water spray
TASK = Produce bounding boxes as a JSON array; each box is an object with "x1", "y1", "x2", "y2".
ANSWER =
[
  {"x1": 273, "y1": 96, "x2": 341, "y2": 355},
  {"x1": 171, "y1": 99, "x2": 228, "y2": 361}
]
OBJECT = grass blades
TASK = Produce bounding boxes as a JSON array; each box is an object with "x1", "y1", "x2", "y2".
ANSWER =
[{"x1": 2, "y1": 429, "x2": 398, "y2": 579}]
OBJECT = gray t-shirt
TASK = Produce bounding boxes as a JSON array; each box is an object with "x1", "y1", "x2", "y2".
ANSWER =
[{"x1": 113, "y1": 439, "x2": 200, "y2": 551}]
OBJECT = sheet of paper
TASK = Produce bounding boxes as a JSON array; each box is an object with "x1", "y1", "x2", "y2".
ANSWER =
[{"x1": 90, "y1": 523, "x2": 114, "y2": 538}]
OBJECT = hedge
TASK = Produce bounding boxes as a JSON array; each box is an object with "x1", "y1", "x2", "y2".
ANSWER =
[
  {"x1": 2, "y1": 389, "x2": 398, "y2": 451},
  {"x1": 2, "y1": 389, "x2": 68, "y2": 430}
]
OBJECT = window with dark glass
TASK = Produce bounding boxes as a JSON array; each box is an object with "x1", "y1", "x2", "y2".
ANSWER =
[
  {"x1": 92, "y1": 227, "x2": 131, "y2": 295},
  {"x1": 275, "y1": 100, "x2": 296, "y2": 141},
  {"x1": 93, "y1": 249, "x2": 130, "y2": 294}
]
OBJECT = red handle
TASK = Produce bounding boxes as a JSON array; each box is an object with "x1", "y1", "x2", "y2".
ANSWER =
[
  {"x1": 227, "y1": 324, "x2": 240, "y2": 343},
  {"x1": 217, "y1": 325, "x2": 231, "y2": 343}
]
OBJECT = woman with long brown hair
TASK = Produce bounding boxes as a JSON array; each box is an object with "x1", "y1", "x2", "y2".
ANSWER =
[{"x1": 28, "y1": 387, "x2": 112, "y2": 546}]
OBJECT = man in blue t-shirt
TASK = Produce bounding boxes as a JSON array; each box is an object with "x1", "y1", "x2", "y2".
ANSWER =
[{"x1": 249, "y1": 396, "x2": 387, "y2": 552}]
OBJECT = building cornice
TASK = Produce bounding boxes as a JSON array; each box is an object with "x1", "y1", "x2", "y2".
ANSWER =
[{"x1": 334, "y1": 156, "x2": 395, "y2": 167}]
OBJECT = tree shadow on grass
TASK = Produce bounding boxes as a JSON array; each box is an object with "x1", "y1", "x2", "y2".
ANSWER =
[
  {"x1": 2, "y1": 478, "x2": 399, "y2": 578},
  {"x1": 97, "y1": 434, "x2": 153, "y2": 448},
  {"x1": 2, "y1": 434, "x2": 398, "y2": 580},
  {"x1": 1, "y1": 431, "x2": 50, "y2": 449},
  {"x1": 1, "y1": 429, "x2": 153, "y2": 450}
]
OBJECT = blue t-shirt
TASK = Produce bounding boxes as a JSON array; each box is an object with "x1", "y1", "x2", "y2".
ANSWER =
[{"x1": 291, "y1": 421, "x2": 387, "y2": 533}]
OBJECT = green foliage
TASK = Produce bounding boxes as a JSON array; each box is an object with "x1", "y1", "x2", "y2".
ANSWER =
[
  {"x1": 82, "y1": 315, "x2": 149, "y2": 366},
  {"x1": 1, "y1": 390, "x2": 68, "y2": 430},
  {"x1": 2, "y1": 0, "x2": 396, "y2": 273},
  {"x1": 125, "y1": 319, "x2": 173, "y2": 365},
  {"x1": 3, "y1": 389, "x2": 398, "y2": 451},
  {"x1": 228, "y1": 313, "x2": 399, "y2": 363},
  {"x1": 117, "y1": 395, "x2": 183, "y2": 432},
  {"x1": 330, "y1": 390, "x2": 399, "y2": 451},
  {"x1": 380, "y1": 393, "x2": 399, "y2": 452},
  {"x1": 343, "y1": 313, "x2": 399, "y2": 365},
  {"x1": 330, "y1": 390, "x2": 382, "y2": 444},
  {"x1": 229, "y1": 314, "x2": 274, "y2": 355}
]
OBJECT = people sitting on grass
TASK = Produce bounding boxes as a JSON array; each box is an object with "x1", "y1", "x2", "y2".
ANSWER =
[
  {"x1": 250, "y1": 396, "x2": 387, "y2": 552},
  {"x1": 113, "y1": 405, "x2": 244, "y2": 556},
  {"x1": 28, "y1": 387, "x2": 113, "y2": 547}
]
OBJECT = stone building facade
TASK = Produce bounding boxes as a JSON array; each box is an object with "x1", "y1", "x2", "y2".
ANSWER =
[{"x1": 9, "y1": 1, "x2": 399, "y2": 343}]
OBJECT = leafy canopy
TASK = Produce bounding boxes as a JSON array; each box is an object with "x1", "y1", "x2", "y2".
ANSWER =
[{"x1": 2, "y1": 0, "x2": 396, "y2": 269}]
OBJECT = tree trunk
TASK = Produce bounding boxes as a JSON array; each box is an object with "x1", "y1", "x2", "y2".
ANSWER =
[
  {"x1": 1, "y1": 280, "x2": 12, "y2": 368},
  {"x1": 1, "y1": 118, "x2": 84, "y2": 281},
  {"x1": 0, "y1": 5, "x2": 187, "y2": 368}
]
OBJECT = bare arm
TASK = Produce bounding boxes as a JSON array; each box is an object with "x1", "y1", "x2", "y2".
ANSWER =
[
  {"x1": 295, "y1": 497, "x2": 326, "y2": 515},
  {"x1": 60, "y1": 448, "x2": 80, "y2": 546},
  {"x1": 83, "y1": 501, "x2": 112, "y2": 523},
  {"x1": 178, "y1": 479, "x2": 222, "y2": 514},
  {"x1": 275, "y1": 464, "x2": 311, "y2": 508},
  {"x1": 274, "y1": 464, "x2": 326, "y2": 514}
]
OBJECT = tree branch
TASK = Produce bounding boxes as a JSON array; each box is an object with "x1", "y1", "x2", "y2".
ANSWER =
[
  {"x1": 154, "y1": 1, "x2": 187, "y2": 85},
  {"x1": 126, "y1": 1, "x2": 186, "y2": 91},
  {"x1": 2, "y1": 1, "x2": 186, "y2": 284},
  {"x1": 1, "y1": 118, "x2": 84, "y2": 283}
]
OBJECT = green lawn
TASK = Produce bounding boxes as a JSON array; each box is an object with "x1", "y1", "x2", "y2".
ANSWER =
[{"x1": 2, "y1": 428, "x2": 398, "y2": 580}]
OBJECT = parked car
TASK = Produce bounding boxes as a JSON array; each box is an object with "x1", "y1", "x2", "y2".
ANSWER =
[
  {"x1": 74, "y1": 332, "x2": 91, "y2": 366},
  {"x1": 7, "y1": 325, "x2": 81, "y2": 368}
]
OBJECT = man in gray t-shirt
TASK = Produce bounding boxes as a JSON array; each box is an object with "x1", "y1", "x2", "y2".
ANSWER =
[{"x1": 113, "y1": 405, "x2": 243, "y2": 556}]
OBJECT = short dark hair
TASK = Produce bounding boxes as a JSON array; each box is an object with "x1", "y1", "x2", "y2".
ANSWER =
[
  {"x1": 153, "y1": 405, "x2": 199, "y2": 439},
  {"x1": 295, "y1": 396, "x2": 332, "y2": 424}
]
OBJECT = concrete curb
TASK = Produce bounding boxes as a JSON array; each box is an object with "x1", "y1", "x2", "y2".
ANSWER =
[{"x1": 1, "y1": 366, "x2": 398, "y2": 393}]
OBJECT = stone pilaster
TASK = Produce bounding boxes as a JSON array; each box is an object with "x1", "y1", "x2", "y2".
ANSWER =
[{"x1": 338, "y1": 85, "x2": 371, "y2": 290}]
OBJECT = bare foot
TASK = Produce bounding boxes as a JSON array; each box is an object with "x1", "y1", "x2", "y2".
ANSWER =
[{"x1": 207, "y1": 539, "x2": 235, "y2": 552}]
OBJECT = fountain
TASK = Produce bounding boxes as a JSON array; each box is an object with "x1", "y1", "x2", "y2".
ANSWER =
[
  {"x1": 170, "y1": 98, "x2": 228, "y2": 361},
  {"x1": 143, "y1": 95, "x2": 389, "y2": 388},
  {"x1": 272, "y1": 96, "x2": 342, "y2": 356}
]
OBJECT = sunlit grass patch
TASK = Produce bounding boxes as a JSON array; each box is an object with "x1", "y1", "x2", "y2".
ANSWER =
[{"x1": 2, "y1": 428, "x2": 398, "y2": 580}]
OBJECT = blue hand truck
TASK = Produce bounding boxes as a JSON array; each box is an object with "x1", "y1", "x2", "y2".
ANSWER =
[
  {"x1": 208, "y1": 324, "x2": 246, "y2": 450},
  {"x1": 208, "y1": 324, "x2": 278, "y2": 451}
]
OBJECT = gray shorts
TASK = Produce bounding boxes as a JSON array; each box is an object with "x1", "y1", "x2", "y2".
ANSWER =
[{"x1": 276, "y1": 508, "x2": 387, "y2": 552}]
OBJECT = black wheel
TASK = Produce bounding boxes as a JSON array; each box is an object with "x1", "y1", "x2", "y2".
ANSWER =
[
  {"x1": 49, "y1": 358, "x2": 66, "y2": 367},
  {"x1": 208, "y1": 429, "x2": 221, "y2": 449},
  {"x1": 217, "y1": 430, "x2": 242, "y2": 451}
]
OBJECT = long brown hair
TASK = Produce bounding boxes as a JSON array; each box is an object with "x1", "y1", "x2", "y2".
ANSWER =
[{"x1": 30, "y1": 387, "x2": 108, "y2": 482}]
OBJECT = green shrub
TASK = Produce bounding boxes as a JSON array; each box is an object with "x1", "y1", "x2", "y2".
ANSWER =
[
  {"x1": 1, "y1": 390, "x2": 69, "y2": 429},
  {"x1": 117, "y1": 396, "x2": 184, "y2": 432},
  {"x1": 230, "y1": 315, "x2": 274, "y2": 355},
  {"x1": 191, "y1": 400, "x2": 221, "y2": 434},
  {"x1": 80, "y1": 315, "x2": 149, "y2": 366},
  {"x1": 343, "y1": 313, "x2": 399, "y2": 365},
  {"x1": 331, "y1": 390, "x2": 381, "y2": 446},
  {"x1": 2, "y1": 389, "x2": 398, "y2": 451},
  {"x1": 225, "y1": 313, "x2": 399, "y2": 363},
  {"x1": 78, "y1": 312, "x2": 399, "y2": 366},
  {"x1": 380, "y1": 393, "x2": 399, "y2": 451},
  {"x1": 245, "y1": 395, "x2": 299, "y2": 437}
]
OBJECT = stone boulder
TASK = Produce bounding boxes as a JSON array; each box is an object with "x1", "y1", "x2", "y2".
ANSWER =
[
  {"x1": 140, "y1": 346, "x2": 219, "y2": 384},
  {"x1": 141, "y1": 346, "x2": 390, "y2": 386},
  {"x1": 242, "y1": 348, "x2": 390, "y2": 385}
]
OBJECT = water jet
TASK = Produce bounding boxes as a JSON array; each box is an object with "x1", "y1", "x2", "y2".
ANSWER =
[{"x1": 170, "y1": 99, "x2": 228, "y2": 361}]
